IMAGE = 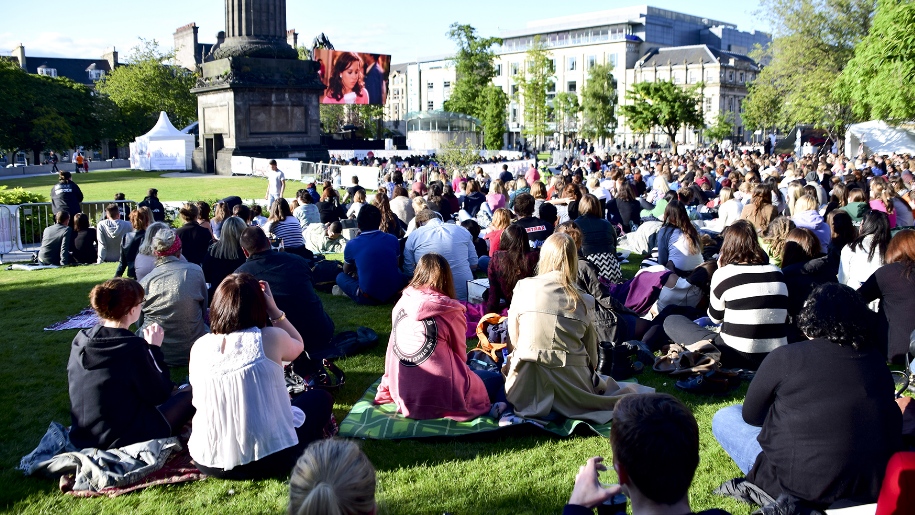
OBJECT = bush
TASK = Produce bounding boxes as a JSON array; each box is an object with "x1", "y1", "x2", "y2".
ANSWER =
[{"x1": 0, "y1": 186, "x2": 46, "y2": 205}]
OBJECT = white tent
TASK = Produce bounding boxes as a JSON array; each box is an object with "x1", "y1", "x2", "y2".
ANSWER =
[
  {"x1": 129, "y1": 111, "x2": 195, "y2": 171},
  {"x1": 845, "y1": 120, "x2": 915, "y2": 158}
]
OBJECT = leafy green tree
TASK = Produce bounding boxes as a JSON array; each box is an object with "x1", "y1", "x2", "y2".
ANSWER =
[
  {"x1": 744, "y1": 0, "x2": 875, "y2": 149},
  {"x1": 438, "y1": 137, "x2": 480, "y2": 174},
  {"x1": 96, "y1": 39, "x2": 197, "y2": 144},
  {"x1": 516, "y1": 36, "x2": 553, "y2": 148},
  {"x1": 839, "y1": 0, "x2": 915, "y2": 122},
  {"x1": 704, "y1": 112, "x2": 735, "y2": 143},
  {"x1": 480, "y1": 84, "x2": 508, "y2": 150},
  {"x1": 551, "y1": 92, "x2": 581, "y2": 148},
  {"x1": 579, "y1": 63, "x2": 618, "y2": 144},
  {"x1": 320, "y1": 105, "x2": 347, "y2": 134},
  {"x1": 741, "y1": 75, "x2": 785, "y2": 133},
  {"x1": 443, "y1": 23, "x2": 502, "y2": 119},
  {"x1": 620, "y1": 80, "x2": 704, "y2": 154}
]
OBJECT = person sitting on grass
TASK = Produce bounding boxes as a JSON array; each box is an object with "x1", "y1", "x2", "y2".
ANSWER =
[
  {"x1": 293, "y1": 190, "x2": 321, "y2": 227},
  {"x1": 564, "y1": 393, "x2": 728, "y2": 515},
  {"x1": 37, "y1": 211, "x2": 72, "y2": 266},
  {"x1": 97, "y1": 203, "x2": 131, "y2": 263},
  {"x1": 202, "y1": 216, "x2": 248, "y2": 303},
  {"x1": 504, "y1": 233, "x2": 652, "y2": 425},
  {"x1": 138, "y1": 228, "x2": 209, "y2": 367},
  {"x1": 288, "y1": 439, "x2": 377, "y2": 515},
  {"x1": 175, "y1": 202, "x2": 214, "y2": 266},
  {"x1": 485, "y1": 224, "x2": 538, "y2": 314},
  {"x1": 68, "y1": 278, "x2": 194, "y2": 450},
  {"x1": 712, "y1": 283, "x2": 901, "y2": 511},
  {"x1": 189, "y1": 273, "x2": 334, "y2": 480},
  {"x1": 336, "y1": 205, "x2": 403, "y2": 305},
  {"x1": 135, "y1": 222, "x2": 187, "y2": 282},
  {"x1": 236, "y1": 227, "x2": 335, "y2": 376},
  {"x1": 115, "y1": 207, "x2": 151, "y2": 279},
  {"x1": 375, "y1": 253, "x2": 499, "y2": 421},
  {"x1": 304, "y1": 220, "x2": 346, "y2": 255}
]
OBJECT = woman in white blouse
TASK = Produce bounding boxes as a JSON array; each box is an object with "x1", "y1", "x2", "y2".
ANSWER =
[{"x1": 188, "y1": 273, "x2": 333, "y2": 479}]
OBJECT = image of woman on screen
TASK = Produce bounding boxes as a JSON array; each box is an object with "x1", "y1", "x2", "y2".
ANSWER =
[{"x1": 323, "y1": 52, "x2": 369, "y2": 105}]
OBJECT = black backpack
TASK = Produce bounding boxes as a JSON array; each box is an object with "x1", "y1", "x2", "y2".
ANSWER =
[{"x1": 310, "y1": 257, "x2": 343, "y2": 293}]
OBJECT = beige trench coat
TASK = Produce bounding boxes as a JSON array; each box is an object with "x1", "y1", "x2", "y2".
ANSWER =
[{"x1": 504, "y1": 271, "x2": 654, "y2": 424}]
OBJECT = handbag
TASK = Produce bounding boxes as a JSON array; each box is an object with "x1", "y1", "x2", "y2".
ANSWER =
[
  {"x1": 652, "y1": 340, "x2": 721, "y2": 376},
  {"x1": 285, "y1": 359, "x2": 346, "y2": 397}
]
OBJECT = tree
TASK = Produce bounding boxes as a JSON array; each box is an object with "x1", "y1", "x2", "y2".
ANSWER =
[
  {"x1": 552, "y1": 92, "x2": 581, "y2": 148},
  {"x1": 619, "y1": 80, "x2": 704, "y2": 154},
  {"x1": 741, "y1": 75, "x2": 785, "y2": 134},
  {"x1": 516, "y1": 36, "x2": 553, "y2": 148},
  {"x1": 96, "y1": 39, "x2": 198, "y2": 144},
  {"x1": 320, "y1": 105, "x2": 346, "y2": 134},
  {"x1": 839, "y1": 0, "x2": 915, "y2": 122},
  {"x1": 579, "y1": 62, "x2": 618, "y2": 146},
  {"x1": 480, "y1": 84, "x2": 508, "y2": 150},
  {"x1": 704, "y1": 112, "x2": 735, "y2": 143},
  {"x1": 743, "y1": 0, "x2": 876, "y2": 150},
  {"x1": 437, "y1": 137, "x2": 480, "y2": 175},
  {"x1": 443, "y1": 24, "x2": 502, "y2": 119}
]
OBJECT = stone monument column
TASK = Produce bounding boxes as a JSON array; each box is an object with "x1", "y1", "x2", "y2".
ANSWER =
[
  {"x1": 215, "y1": 0, "x2": 298, "y2": 60},
  {"x1": 191, "y1": 0, "x2": 326, "y2": 175}
]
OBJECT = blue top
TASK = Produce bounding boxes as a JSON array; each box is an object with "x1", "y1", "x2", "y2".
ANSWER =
[
  {"x1": 404, "y1": 219, "x2": 477, "y2": 300},
  {"x1": 344, "y1": 230, "x2": 403, "y2": 301}
]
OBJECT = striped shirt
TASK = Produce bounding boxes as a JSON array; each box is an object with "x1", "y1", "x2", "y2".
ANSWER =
[
  {"x1": 263, "y1": 217, "x2": 306, "y2": 248},
  {"x1": 708, "y1": 264, "x2": 789, "y2": 354}
]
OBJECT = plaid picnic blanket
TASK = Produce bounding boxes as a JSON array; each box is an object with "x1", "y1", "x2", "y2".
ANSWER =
[{"x1": 339, "y1": 378, "x2": 613, "y2": 440}]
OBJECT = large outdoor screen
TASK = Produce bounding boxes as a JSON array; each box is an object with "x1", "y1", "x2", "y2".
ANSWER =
[{"x1": 313, "y1": 49, "x2": 391, "y2": 106}]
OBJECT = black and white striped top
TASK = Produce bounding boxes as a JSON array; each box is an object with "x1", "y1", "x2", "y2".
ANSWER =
[
  {"x1": 708, "y1": 263, "x2": 789, "y2": 354},
  {"x1": 263, "y1": 217, "x2": 306, "y2": 248}
]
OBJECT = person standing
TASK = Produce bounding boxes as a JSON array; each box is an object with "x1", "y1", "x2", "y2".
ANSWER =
[
  {"x1": 50, "y1": 171, "x2": 83, "y2": 217},
  {"x1": 138, "y1": 189, "x2": 166, "y2": 223},
  {"x1": 48, "y1": 151, "x2": 59, "y2": 173},
  {"x1": 74, "y1": 153, "x2": 84, "y2": 173},
  {"x1": 363, "y1": 54, "x2": 386, "y2": 105},
  {"x1": 265, "y1": 159, "x2": 286, "y2": 208}
]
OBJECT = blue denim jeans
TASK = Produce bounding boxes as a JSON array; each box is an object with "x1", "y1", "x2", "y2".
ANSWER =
[
  {"x1": 335, "y1": 272, "x2": 379, "y2": 305},
  {"x1": 712, "y1": 404, "x2": 763, "y2": 475},
  {"x1": 478, "y1": 255, "x2": 491, "y2": 275},
  {"x1": 471, "y1": 369, "x2": 507, "y2": 404}
]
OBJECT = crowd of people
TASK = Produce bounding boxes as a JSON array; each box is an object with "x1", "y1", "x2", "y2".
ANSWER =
[{"x1": 44, "y1": 145, "x2": 915, "y2": 513}]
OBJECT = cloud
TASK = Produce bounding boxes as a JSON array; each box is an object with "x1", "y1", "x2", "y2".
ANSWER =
[{"x1": 0, "y1": 31, "x2": 133, "y2": 59}]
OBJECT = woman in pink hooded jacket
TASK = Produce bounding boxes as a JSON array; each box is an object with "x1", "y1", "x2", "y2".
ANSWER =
[{"x1": 375, "y1": 253, "x2": 494, "y2": 421}]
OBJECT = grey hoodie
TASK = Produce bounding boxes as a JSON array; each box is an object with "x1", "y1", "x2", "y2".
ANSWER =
[{"x1": 96, "y1": 219, "x2": 131, "y2": 263}]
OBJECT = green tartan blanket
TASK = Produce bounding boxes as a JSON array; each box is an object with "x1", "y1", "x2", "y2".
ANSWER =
[{"x1": 338, "y1": 378, "x2": 613, "y2": 439}]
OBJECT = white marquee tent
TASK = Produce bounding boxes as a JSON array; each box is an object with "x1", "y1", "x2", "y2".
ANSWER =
[
  {"x1": 845, "y1": 120, "x2": 915, "y2": 158},
  {"x1": 129, "y1": 111, "x2": 195, "y2": 171}
]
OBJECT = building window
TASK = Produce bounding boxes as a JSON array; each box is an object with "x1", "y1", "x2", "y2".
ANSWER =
[
  {"x1": 427, "y1": 82, "x2": 434, "y2": 90},
  {"x1": 38, "y1": 67, "x2": 58, "y2": 77},
  {"x1": 548, "y1": 59, "x2": 555, "y2": 73},
  {"x1": 726, "y1": 97, "x2": 732, "y2": 110},
  {"x1": 738, "y1": 72, "x2": 744, "y2": 83},
  {"x1": 567, "y1": 81, "x2": 577, "y2": 93},
  {"x1": 511, "y1": 107, "x2": 518, "y2": 123},
  {"x1": 672, "y1": 71, "x2": 684, "y2": 84},
  {"x1": 587, "y1": 55, "x2": 597, "y2": 70},
  {"x1": 511, "y1": 62, "x2": 519, "y2": 76},
  {"x1": 88, "y1": 69, "x2": 104, "y2": 80},
  {"x1": 495, "y1": 63, "x2": 502, "y2": 76},
  {"x1": 728, "y1": 71, "x2": 734, "y2": 82},
  {"x1": 738, "y1": 98, "x2": 744, "y2": 113},
  {"x1": 568, "y1": 57, "x2": 577, "y2": 71},
  {"x1": 511, "y1": 84, "x2": 519, "y2": 97},
  {"x1": 443, "y1": 81, "x2": 451, "y2": 88},
  {"x1": 688, "y1": 70, "x2": 697, "y2": 84},
  {"x1": 705, "y1": 70, "x2": 716, "y2": 83},
  {"x1": 704, "y1": 97, "x2": 712, "y2": 112},
  {"x1": 609, "y1": 54, "x2": 617, "y2": 68},
  {"x1": 427, "y1": 101, "x2": 434, "y2": 111}
]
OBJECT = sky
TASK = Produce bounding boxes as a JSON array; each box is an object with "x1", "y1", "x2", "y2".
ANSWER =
[{"x1": 2, "y1": 0, "x2": 767, "y2": 64}]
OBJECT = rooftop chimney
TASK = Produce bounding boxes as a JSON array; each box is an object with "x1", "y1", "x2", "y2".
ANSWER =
[
  {"x1": 102, "y1": 46, "x2": 118, "y2": 70},
  {"x1": 12, "y1": 43, "x2": 25, "y2": 69}
]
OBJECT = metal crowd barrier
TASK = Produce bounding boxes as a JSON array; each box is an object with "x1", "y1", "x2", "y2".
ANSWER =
[
  {"x1": 0, "y1": 205, "x2": 17, "y2": 263},
  {"x1": 14, "y1": 200, "x2": 137, "y2": 252}
]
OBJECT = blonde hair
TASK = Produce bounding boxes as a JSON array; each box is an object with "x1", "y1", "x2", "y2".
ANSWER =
[
  {"x1": 490, "y1": 208, "x2": 512, "y2": 230},
  {"x1": 536, "y1": 233, "x2": 582, "y2": 310},
  {"x1": 653, "y1": 175, "x2": 670, "y2": 194},
  {"x1": 718, "y1": 187, "x2": 733, "y2": 204},
  {"x1": 870, "y1": 177, "x2": 896, "y2": 214},
  {"x1": 288, "y1": 439, "x2": 376, "y2": 515},
  {"x1": 786, "y1": 182, "x2": 804, "y2": 215},
  {"x1": 793, "y1": 194, "x2": 818, "y2": 213}
]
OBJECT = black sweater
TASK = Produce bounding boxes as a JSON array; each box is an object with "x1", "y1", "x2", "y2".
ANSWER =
[
  {"x1": 68, "y1": 325, "x2": 174, "y2": 449},
  {"x1": 176, "y1": 222, "x2": 213, "y2": 265},
  {"x1": 859, "y1": 262, "x2": 915, "y2": 364},
  {"x1": 744, "y1": 338, "x2": 901, "y2": 507}
]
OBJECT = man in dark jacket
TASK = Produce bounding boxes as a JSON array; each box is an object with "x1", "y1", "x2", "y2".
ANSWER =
[
  {"x1": 236, "y1": 227, "x2": 335, "y2": 375},
  {"x1": 138, "y1": 188, "x2": 166, "y2": 222},
  {"x1": 37, "y1": 211, "x2": 73, "y2": 266},
  {"x1": 50, "y1": 171, "x2": 83, "y2": 216}
]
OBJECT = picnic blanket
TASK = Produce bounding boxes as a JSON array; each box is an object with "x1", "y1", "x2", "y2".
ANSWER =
[
  {"x1": 61, "y1": 445, "x2": 204, "y2": 498},
  {"x1": 44, "y1": 307, "x2": 100, "y2": 331},
  {"x1": 339, "y1": 378, "x2": 613, "y2": 439},
  {"x1": 7, "y1": 263, "x2": 59, "y2": 271}
]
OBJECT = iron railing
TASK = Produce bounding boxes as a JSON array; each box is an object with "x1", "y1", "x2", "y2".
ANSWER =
[{"x1": 15, "y1": 200, "x2": 137, "y2": 252}]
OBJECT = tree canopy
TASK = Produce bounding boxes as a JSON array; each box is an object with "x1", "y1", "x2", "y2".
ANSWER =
[
  {"x1": 704, "y1": 112, "x2": 735, "y2": 143},
  {"x1": 95, "y1": 39, "x2": 197, "y2": 144},
  {"x1": 743, "y1": 0, "x2": 875, "y2": 145},
  {"x1": 839, "y1": 0, "x2": 915, "y2": 122},
  {"x1": 480, "y1": 84, "x2": 508, "y2": 150},
  {"x1": 552, "y1": 92, "x2": 581, "y2": 146},
  {"x1": 516, "y1": 36, "x2": 553, "y2": 146},
  {"x1": 0, "y1": 60, "x2": 112, "y2": 163},
  {"x1": 579, "y1": 62, "x2": 618, "y2": 143},
  {"x1": 443, "y1": 23, "x2": 502, "y2": 120},
  {"x1": 619, "y1": 80, "x2": 703, "y2": 154}
]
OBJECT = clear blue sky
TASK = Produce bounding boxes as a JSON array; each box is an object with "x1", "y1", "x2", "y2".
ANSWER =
[{"x1": 3, "y1": 0, "x2": 767, "y2": 63}]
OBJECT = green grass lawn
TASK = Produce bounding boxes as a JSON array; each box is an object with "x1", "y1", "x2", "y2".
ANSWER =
[
  {"x1": 3, "y1": 169, "x2": 273, "y2": 203},
  {"x1": 0, "y1": 256, "x2": 754, "y2": 515}
]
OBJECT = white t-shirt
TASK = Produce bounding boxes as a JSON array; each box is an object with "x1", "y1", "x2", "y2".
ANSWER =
[{"x1": 266, "y1": 168, "x2": 285, "y2": 196}]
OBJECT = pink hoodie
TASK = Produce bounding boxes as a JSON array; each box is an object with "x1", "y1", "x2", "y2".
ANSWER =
[{"x1": 375, "y1": 286, "x2": 491, "y2": 421}]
